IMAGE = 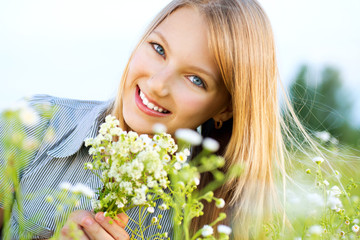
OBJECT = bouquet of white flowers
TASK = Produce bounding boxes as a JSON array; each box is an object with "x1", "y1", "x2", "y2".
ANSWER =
[{"x1": 84, "y1": 115, "x2": 235, "y2": 240}]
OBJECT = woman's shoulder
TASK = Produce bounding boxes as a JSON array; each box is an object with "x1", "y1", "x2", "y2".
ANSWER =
[
  {"x1": 27, "y1": 94, "x2": 107, "y2": 112},
  {"x1": 1, "y1": 94, "x2": 113, "y2": 153}
]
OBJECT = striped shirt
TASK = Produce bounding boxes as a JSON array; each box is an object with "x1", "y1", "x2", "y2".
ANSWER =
[{"x1": 0, "y1": 95, "x2": 173, "y2": 239}]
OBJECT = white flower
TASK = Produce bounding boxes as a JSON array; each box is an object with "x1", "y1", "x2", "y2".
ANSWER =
[
  {"x1": 22, "y1": 137, "x2": 40, "y2": 151},
  {"x1": 84, "y1": 138, "x2": 93, "y2": 147},
  {"x1": 116, "y1": 201, "x2": 124, "y2": 208},
  {"x1": 71, "y1": 183, "x2": 95, "y2": 198},
  {"x1": 215, "y1": 198, "x2": 225, "y2": 208},
  {"x1": 183, "y1": 148, "x2": 191, "y2": 156},
  {"x1": 352, "y1": 224, "x2": 359, "y2": 233},
  {"x1": 201, "y1": 225, "x2": 213, "y2": 237},
  {"x1": 193, "y1": 177, "x2": 200, "y2": 186},
  {"x1": 323, "y1": 180, "x2": 329, "y2": 186},
  {"x1": 99, "y1": 147, "x2": 106, "y2": 153},
  {"x1": 202, "y1": 138, "x2": 220, "y2": 152},
  {"x1": 174, "y1": 162, "x2": 182, "y2": 170},
  {"x1": 177, "y1": 181, "x2": 185, "y2": 188},
  {"x1": 162, "y1": 154, "x2": 171, "y2": 162},
  {"x1": 307, "y1": 193, "x2": 324, "y2": 207},
  {"x1": 353, "y1": 219, "x2": 360, "y2": 224},
  {"x1": 152, "y1": 123, "x2": 167, "y2": 133},
  {"x1": 345, "y1": 220, "x2": 350, "y2": 225},
  {"x1": 176, "y1": 152, "x2": 187, "y2": 163},
  {"x1": 328, "y1": 196, "x2": 342, "y2": 210},
  {"x1": 19, "y1": 106, "x2": 40, "y2": 126},
  {"x1": 147, "y1": 207, "x2": 155, "y2": 213},
  {"x1": 159, "y1": 203, "x2": 168, "y2": 210},
  {"x1": 329, "y1": 186, "x2": 342, "y2": 197},
  {"x1": 151, "y1": 217, "x2": 158, "y2": 224},
  {"x1": 91, "y1": 199, "x2": 101, "y2": 210},
  {"x1": 217, "y1": 225, "x2": 232, "y2": 235},
  {"x1": 59, "y1": 182, "x2": 72, "y2": 191},
  {"x1": 175, "y1": 129, "x2": 202, "y2": 145},
  {"x1": 85, "y1": 163, "x2": 93, "y2": 170},
  {"x1": 314, "y1": 131, "x2": 331, "y2": 142},
  {"x1": 308, "y1": 225, "x2": 323, "y2": 235},
  {"x1": 312, "y1": 156, "x2": 324, "y2": 165}
]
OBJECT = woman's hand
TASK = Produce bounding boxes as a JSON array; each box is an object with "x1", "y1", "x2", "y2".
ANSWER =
[{"x1": 60, "y1": 210, "x2": 129, "y2": 240}]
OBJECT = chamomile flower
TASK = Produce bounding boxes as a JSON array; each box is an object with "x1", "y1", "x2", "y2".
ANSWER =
[
  {"x1": 308, "y1": 225, "x2": 323, "y2": 235},
  {"x1": 19, "y1": 105, "x2": 40, "y2": 126},
  {"x1": 159, "y1": 203, "x2": 168, "y2": 210},
  {"x1": 175, "y1": 128, "x2": 202, "y2": 145},
  {"x1": 152, "y1": 123, "x2": 167, "y2": 133},
  {"x1": 215, "y1": 198, "x2": 225, "y2": 208},
  {"x1": 202, "y1": 138, "x2": 220, "y2": 152},
  {"x1": 147, "y1": 207, "x2": 155, "y2": 213},
  {"x1": 151, "y1": 217, "x2": 158, "y2": 224},
  {"x1": 217, "y1": 225, "x2": 232, "y2": 235},
  {"x1": 312, "y1": 156, "x2": 324, "y2": 165},
  {"x1": 59, "y1": 182, "x2": 72, "y2": 191},
  {"x1": 201, "y1": 225, "x2": 213, "y2": 237}
]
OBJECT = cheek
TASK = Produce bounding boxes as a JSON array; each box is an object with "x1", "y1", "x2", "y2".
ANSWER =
[
  {"x1": 127, "y1": 53, "x2": 145, "y2": 82},
  {"x1": 177, "y1": 92, "x2": 219, "y2": 117}
]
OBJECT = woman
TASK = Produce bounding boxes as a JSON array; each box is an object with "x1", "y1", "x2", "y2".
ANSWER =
[{"x1": 0, "y1": 0, "x2": 288, "y2": 239}]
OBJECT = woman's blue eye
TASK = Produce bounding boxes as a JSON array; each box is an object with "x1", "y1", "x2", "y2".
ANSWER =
[
  {"x1": 152, "y1": 43, "x2": 165, "y2": 57},
  {"x1": 189, "y1": 76, "x2": 205, "y2": 88}
]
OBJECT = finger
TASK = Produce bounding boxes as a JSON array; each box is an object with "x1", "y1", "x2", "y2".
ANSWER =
[
  {"x1": 95, "y1": 212, "x2": 130, "y2": 240},
  {"x1": 68, "y1": 210, "x2": 113, "y2": 240},
  {"x1": 113, "y1": 213, "x2": 129, "y2": 229},
  {"x1": 60, "y1": 221, "x2": 89, "y2": 240}
]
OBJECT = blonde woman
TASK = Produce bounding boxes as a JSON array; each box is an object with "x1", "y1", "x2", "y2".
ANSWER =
[{"x1": 0, "y1": 0, "x2": 288, "y2": 239}]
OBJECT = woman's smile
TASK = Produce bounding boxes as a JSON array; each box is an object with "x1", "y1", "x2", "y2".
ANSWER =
[{"x1": 135, "y1": 85, "x2": 171, "y2": 116}]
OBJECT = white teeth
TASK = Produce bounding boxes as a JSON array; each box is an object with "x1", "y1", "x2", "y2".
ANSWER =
[
  {"x1": 139, "y1": 90, "x2": 167, "y2": 113},
  {"x1": 140, "y1": 92, "x2": 145, "y2": 99},
  {"x1": 148, "y1": 103, "x2": 155, "y2": 109}
]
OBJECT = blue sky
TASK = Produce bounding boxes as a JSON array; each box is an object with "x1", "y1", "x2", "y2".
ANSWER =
[{"x1": 1, "y1": 0, "x2": 359, "y2": 125}]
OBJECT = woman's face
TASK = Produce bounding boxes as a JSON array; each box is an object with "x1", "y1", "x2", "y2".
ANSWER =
[{"x1": 122, "y1": 6, "x2": 231, "y2": 135}]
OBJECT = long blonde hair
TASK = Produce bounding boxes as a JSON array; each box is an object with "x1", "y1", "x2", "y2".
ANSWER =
[{"x1": 112, "y1": 0, "x2": 287, "y2": 239}]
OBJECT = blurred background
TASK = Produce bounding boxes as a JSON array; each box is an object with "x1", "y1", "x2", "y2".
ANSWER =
[{"x1": 0, "y1": 0, "x2": 359, "y2": 147}]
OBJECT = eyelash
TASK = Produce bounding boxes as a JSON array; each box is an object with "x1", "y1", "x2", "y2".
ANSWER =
[
  {"x1": 149, "y1": 41, "x2": 207, "y2": 89},
  {"x1": 150, "y1": 42, "x2": 166, "y2": 58}
]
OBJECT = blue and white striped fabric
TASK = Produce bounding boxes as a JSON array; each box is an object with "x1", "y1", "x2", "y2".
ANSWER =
[{"x1": 0, "y1": 95, "x2": 173, "y2": 239}]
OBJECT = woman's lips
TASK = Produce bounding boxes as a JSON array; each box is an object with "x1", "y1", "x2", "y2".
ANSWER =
[{"x1": 135, "y1": 85, "x2": 171, "y2": 117}]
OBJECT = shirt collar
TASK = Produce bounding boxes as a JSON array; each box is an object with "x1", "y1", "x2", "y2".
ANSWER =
[{"x1": 47, "y1": 99, "x2": 114, "y2": 158}]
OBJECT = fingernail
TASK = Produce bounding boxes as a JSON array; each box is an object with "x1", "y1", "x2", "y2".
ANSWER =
[
  {"x1": 84, "y1": 218, "x2": 94, "y2": 226},
  {"x1": 96, "y1": 213, "x2": 105, "y2": 221}
]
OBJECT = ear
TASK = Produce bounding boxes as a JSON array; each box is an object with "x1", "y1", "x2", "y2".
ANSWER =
[{"x1": 212, "y1": 103, "x2": 233, "y2": 123}]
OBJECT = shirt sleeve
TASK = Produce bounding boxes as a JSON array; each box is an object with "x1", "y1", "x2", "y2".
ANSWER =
[{"x1": 0, "y1": 95, "x2": 54, "y2": 208}]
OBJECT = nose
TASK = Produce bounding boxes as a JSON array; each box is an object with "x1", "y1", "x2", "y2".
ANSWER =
[{"x1": 147, "y1": 65, "x2": 175, "y2": 97}]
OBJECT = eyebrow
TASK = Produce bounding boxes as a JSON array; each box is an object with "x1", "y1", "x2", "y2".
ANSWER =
[{"x1": 152, "y1": 30, "x2": 219, "y2": 84}]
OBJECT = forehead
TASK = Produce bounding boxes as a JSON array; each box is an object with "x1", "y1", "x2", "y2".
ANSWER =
[{"x1": 152, "y1": 7, "x2": 220, "y2": 80}]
